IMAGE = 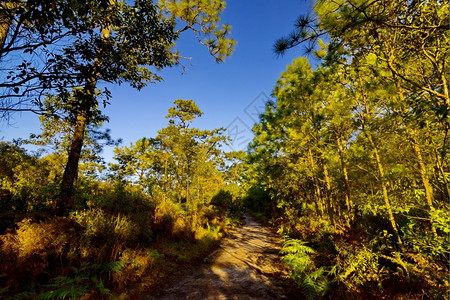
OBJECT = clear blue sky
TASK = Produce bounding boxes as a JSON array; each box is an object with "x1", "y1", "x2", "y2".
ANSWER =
[{"x1": 1, "y1": 0, "x2": 317, "y2": 161}]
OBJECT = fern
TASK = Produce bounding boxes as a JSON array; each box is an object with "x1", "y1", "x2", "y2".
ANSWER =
[
  {"x1": 280, "y1": 238, "x2": 316, "y2": 273},
  {"x1": 36, "y1": 276, "x2": 89, "y2": 299},
  {"x1": 302, "y1": 274, "x2": 320, "y2": 300},
  {"x1": 0, "y1": 286, "x2": 9, "y2": 297},
  {"x1": 149, "y1": 249, "x2": 165, "y2": 260},
  {"x1": 280, "y1": 238, "x2": 331, "y2": 300},
  {"x1": 36, "y1": 262, "x2": 121, "y2": 299},
  {"x1": 6, "y1": 290, "x2": 37, "y2": 300}
]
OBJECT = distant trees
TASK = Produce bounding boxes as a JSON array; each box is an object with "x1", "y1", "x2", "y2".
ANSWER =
[{"x1": 111, "y1": 99, "x2": 242, "y2": 214}]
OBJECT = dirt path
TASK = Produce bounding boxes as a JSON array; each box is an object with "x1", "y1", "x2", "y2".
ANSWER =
[{"x1": 145, "y1": 214, "x2": 297, "y2": 300}]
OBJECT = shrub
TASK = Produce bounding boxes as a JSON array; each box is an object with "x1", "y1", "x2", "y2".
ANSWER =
[
  {"x1": 0, "y1": 217, "x2": 73, "y2": 288},
  {"x1": 112, "y1": 248, "x2": 166, "y2": 294},
  {"x1": 71, "y1": 209, "x2": 137, "y2": 262},
  {"x1": 334, "y1": 242, "x2": 384, "y2": 295}
]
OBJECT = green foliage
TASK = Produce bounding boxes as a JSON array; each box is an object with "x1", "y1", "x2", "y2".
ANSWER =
[
  {"x1": 158, "y1": 0, "x2": 236, "y2": 62},
  {"x1": 280, "y1": 239, "x2": 330, "y2": 300},
  {"x1": 334, "y1": 243, "x2": 383, "y2": 293},
  {"x1": 37, "y1": 262, "x2": 123, "y2": 299},
  {"x1": 4, "y1": 0, "x2": 448, "y2": 298},
  {"x1": 2, "y1": 0, "x2": 177, "y2": 114},
  {"x1": 167, "y1": 99, "x2": 204, "y2": 128},
  {"x1": 148, "y1": 249, "x2": 166, "y2": 260},
  {"x1": 71, "y1": 209, "x2": 136, "y2": 244},
  {"x1": 0, "y1": 142, "x2": 64, "y2": 229},
  {"x1": 210, "y1": 189, "x2": 232, "y2": 208},
  {"x1": 2, "y1": 0, "x2": 236, "y2": 209},
  {"x1": 429, "y1": 208, "x2": 450, "y2": 235},
  {"x1": 38, "y1": 276, "x2": 89, "y2": 299}
]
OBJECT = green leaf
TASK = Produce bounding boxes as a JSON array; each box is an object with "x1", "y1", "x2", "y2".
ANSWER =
[{"x1": 366, "y1": 52, "x2": 377, "y2": 65}]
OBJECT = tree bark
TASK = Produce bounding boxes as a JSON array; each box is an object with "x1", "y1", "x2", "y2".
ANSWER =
[
  {"x1": 59, "y1": 111, "x2": 88, "y2": 211},
  {"x1": 442, "y1": 73, "x2": 449, "y2": 108},
  {"x1": 411, "y1": 139, "x2": 437, "y2": 236},
  {"x1": 320, "y1": 149, "x2": 335, "y2": 226},
  {"x1": 336, "y1": 136, "x2": 353, "y2": 217},
  {"x1": 410, "y1": 139, "x2": 434, "y2": 208},
  {"x1": 307, "y1": 147, "x2": 324, "y2": 216},
  {"x1": 366, "y1": 132, "x2": 403, "y2": 247},
  {"x1": 164, "y1": 152, "x2": 169, "y2": 193}
]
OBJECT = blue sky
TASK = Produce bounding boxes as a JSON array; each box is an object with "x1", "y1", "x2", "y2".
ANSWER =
[{"x1": 1, "y1": 0, "x2": 317, "y2": 161}]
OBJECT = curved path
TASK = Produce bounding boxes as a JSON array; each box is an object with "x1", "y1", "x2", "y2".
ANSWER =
[{"x1": 145, "y1": 214, "x2": 297, "y2": 300}]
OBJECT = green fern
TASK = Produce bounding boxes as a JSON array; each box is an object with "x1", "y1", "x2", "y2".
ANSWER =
[
  {"x1": 36, "y1": 262, "x2": 121, "y2": 299},
  {"x1": 0, "y1": 286, "x2": 9, "y2": 297},
  {"x1": 36, "y1": 275, "x2": 89, "y2": 299},
  {"x1": 280, "y1": 238, "x2": 331, "y2": 300},
  {"x1": 5, "y1": 290, "x2": 37, "y2": 300}
]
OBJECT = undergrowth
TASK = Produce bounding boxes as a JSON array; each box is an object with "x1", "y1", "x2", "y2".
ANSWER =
[
  {"x1": 277, "y1": 213, "x2": 449, "y2": 300},
  {"x1": 0, "y1": 182, "x2": 241, "y2": 299}
]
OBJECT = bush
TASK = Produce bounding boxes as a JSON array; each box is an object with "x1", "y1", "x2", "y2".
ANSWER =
[
  {"x1": 113, "y1": 248, "x2": 166, "y2": 294},
  {"x1": 0, "y1": 217, "x2": 73, "y2": 289},
  {"x1": 71, "y1": 208, "x2": 137, "y2": 262},
  {"x1": 334, "y1": 242, "x2": 384, "y2": 295}
]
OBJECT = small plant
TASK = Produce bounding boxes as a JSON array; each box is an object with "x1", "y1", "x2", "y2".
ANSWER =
[
  {"x1": 334, "y1": 242, "x2": 384, "y2": 295},
  {"x1": 37, "y1": 262, "x2": 123, "y2": 299},
  {"x1": 148, "y1": 249, "x2": 165, "y2": 260},
  {"x1": 280, "y1": 238, "x2": 331, "y2": 300}
]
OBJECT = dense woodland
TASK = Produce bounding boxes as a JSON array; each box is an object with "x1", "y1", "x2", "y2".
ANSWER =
[{"x1": 0, "y1": 0, "x2": 449, "y2": 299}]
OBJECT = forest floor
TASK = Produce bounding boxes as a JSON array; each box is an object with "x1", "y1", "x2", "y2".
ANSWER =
[{"x1": 143, "y1": 214, "x2": 300, "y2": 300}]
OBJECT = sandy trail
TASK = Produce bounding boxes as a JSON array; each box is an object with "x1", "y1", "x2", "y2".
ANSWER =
[{"x1": 145, "y1": 214, "x2": 296, "y2": 300}]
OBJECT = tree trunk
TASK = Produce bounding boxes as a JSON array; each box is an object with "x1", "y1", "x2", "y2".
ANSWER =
[
  {"x1": 410, "y1": 139, "x2": 434, "y2": 208},
  {"x1": 164, "y1": 153, "x2": 169, "y2": 193},
  {"x1": 58, "y1": 19, "x2": 111, "y2": 212},
  {"x1": 411, "y1": 139, "x2": 437, "y2": 236},
  {"x1": 336, "y1": 136, "x2": 353, "y2": 217},
  {"x1": 320, "y1": 149, "x2": 334, "y2": 226},
  {"x1": 442, "y1": 73, "x2": 449, "y2": 108},
  {"x1": 366, "y1": 132, "x2": 403, "y2": 248},
  {"x1": 59, "y1": 111, "x2": 88, "y2": 211},
  {"x1": 307, "y1": 147, "x2": 324, "y2": 216}
]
